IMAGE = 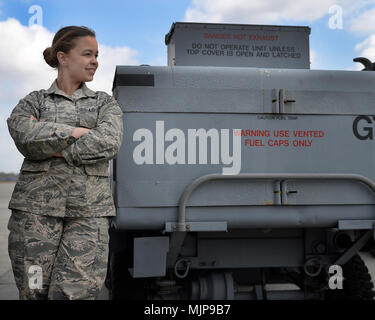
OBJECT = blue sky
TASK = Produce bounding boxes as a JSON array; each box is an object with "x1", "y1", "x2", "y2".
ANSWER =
[
  {"x1": 0, "y1": 0, "x2": 192, "y2": 64},
  {"x1": 1, "y1": 0, "x2": 374, "y2": 69},
  {"x1": 1, "y1": 0, "x2": 375, "y2": 172}
]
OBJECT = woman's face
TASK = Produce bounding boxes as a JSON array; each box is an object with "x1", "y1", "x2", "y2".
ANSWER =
[{"x1": 59, "y1": 36, "x2": 99, "y2": 83}]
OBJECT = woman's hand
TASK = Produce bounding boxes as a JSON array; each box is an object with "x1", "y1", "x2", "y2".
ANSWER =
[
  {"x1": 29, "y1": 115, "x2": 89, "y2": 157},
  {"x1": 53, "y1": 152, "x2": 63, "y2": 157},
  {"x1": 71, "y1": 127, "x2": 91, "y2": 139},
  {"x1": 29, "y1": 115, "x2": 90, "y2": 138},
  {"x1": 53, "y1": 128, "x2": 90, "y2": 157}
]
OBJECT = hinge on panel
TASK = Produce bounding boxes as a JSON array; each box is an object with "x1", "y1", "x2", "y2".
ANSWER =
[
  {"x1": 281, "y1": 181, "x2": 298, "y2": 205},
  {"x1": 270, "y1": 89, "x2": 296, "y2": 113},
  {"x1": 279, "y1": 89, "x2": 296, "y2": 113},
  {"x1": 273, "y1": 180, "x2": 282, "y2": 205},
  {"x1": 271, "y1": 88, "x2": 279, "y2": 113}
]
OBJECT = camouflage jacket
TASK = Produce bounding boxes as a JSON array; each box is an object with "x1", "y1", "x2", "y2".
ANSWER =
[{"x1": 7, "y1": 80, "x2": 123, "y2": 217}]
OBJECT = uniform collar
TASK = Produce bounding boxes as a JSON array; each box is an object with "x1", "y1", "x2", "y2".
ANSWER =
[{"x1": 44, "y1": 80, "x2": 96, "y2": 100}]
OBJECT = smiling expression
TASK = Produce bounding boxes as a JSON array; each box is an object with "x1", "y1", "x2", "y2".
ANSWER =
[{"x1": 58, "y1": 36, "x2": 99, "y2": 83}]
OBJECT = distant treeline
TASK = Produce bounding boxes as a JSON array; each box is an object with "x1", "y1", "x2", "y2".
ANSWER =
[{"x1": 0, "y1": 172, "x2": 18, "y2": 182}]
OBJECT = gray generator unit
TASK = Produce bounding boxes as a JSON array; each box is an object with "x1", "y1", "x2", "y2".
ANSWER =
[{"x1": 108, "y1": 22, "x2": 375, "y2": 300}]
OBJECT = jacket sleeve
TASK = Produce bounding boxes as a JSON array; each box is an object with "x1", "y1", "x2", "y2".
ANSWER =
[
  {"x1": 61, "y1": 95, "x2": 123, "y2": 166},
  {"x1": 7, "y1": 91, "x2": 78, "y2": 160}
]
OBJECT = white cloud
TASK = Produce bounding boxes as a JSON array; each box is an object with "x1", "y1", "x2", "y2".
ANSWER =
[
  {"x1": 345, "y1": 2, "x2": 375, "y2": 70},
  {"x1": 355, "y1": 34, "x2": 375, "y2": 62},
  {"x1": 90, "y1": 44, "x2": 138, "y2": 93},
  {"x1": 0, "y1": 19, "x2": 55, "y2": 100},
  {"x1": 0, "y1": 18, "x2": 138, "y2": 172},
  {"x1": 184, "y1": 0, "x2": 375, "y2": 31},
  {"x1": 349, "y1": 7, "x2": 375, "y2": 35},
  {"x1": 0, "y1": 18, "x2": 138, "y2": 100},
  {"x1": 310, "y1": 49, "x2": 317, "y2": 67},
  {"x1": 184, "y1": 0, "x2": 340, "y2": 24}
]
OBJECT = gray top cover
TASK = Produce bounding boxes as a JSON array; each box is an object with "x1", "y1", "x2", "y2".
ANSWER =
[{"x1": 165, "y1": 22, "x2": 310, "y2": 69}]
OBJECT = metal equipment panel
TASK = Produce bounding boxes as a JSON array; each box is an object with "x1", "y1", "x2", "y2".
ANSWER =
[
  {"x1": 115, "y1": 112, "x2": 375, "y2": 207},
  {"x1": 165, "y1": 22, "x2": 310, "y2": 69},
  {"x1": 113, "y1": 66, "x2": 375, "y2": 115}
]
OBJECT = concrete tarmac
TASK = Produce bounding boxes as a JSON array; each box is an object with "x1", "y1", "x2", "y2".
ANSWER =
[
  {"x1": 0, "y1": 182, "x2": 17, "y2": 300},
  {"x1": 0, "y1": 182, "x2": 374, "y2": 300}
]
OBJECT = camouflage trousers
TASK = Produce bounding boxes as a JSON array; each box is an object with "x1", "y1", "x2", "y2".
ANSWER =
[{"x1": 7, "y1": 210, "x2": 110, "y2": 300}]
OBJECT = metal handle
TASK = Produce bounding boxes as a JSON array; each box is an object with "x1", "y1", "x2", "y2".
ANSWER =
[{"x1": 176, "y1": 173, "x2": 375, "y2": 231}]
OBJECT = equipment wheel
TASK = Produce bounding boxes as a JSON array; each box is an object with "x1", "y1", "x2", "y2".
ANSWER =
[{"x1": 326, "y1": 254, "x2": 375, "y2": 300}]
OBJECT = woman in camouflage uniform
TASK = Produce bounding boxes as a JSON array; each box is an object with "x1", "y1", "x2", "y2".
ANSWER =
[{"x1": 7, "y1": 26, "x2": 123, "y2": 300}]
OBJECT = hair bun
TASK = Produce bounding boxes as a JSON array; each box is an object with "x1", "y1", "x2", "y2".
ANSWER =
[
  {"x1": 43, "y1": 26, "x2": 96, "y2": 69},
  {"x1": 43, "y1": 47, "x2": 58, "y2": 68}
]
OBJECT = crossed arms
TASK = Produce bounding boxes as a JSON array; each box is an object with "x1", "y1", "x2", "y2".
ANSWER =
[{"x1": 7, "y1": 91, "x2": 123, "y2": 166}]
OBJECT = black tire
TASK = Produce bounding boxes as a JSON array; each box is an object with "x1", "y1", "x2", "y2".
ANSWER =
[
  {"x1": 326, "y1": 254, "x2": 375, "y2": 300},
  {"x1": 370, "y1": 248, "x2": 375, "y2": 258}
]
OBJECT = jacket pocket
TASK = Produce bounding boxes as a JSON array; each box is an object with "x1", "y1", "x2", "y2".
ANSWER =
[
  {"x1": 20, "y1": 159, "x2": 51, "y2": 173},
  {"x1": 79, "y1": 105, "x2": 98, "y2": 129},
  {"x1": 38, "y1": 96, "x2": 56, "y2": 123},
  {"x1": 84, "y1": 160, "x2": 109, "y2": 177},
  {"x1": 16, "y1": 159, "x2": 52, "y2": 203},
  {"x1": 7, "y1": 210, "x2": 27, "y2": 233}
]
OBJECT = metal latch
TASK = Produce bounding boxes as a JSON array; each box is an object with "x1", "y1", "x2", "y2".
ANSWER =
[
  {"x1": 279, "y1": 89, "x2": 296, "y2": 113},
  {"x1": 281, "y1": 181, "x2": 298, "y2": 205}
]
